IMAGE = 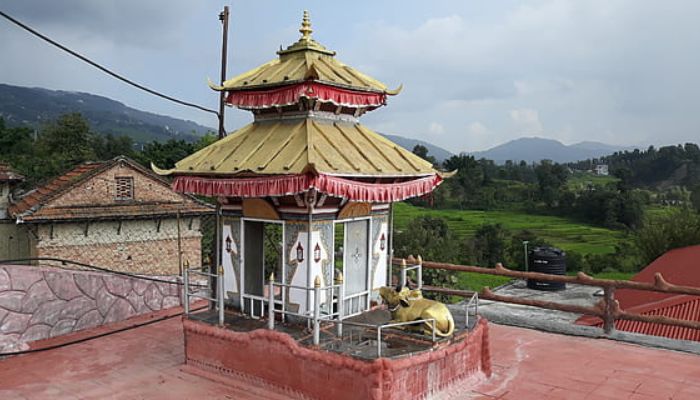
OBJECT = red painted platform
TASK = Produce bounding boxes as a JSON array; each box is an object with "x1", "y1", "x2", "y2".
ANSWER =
[
  {"x1": 0, "y1": 310, "x2": 699, "y2": 399},
  {"x1": 183, "y1": 317, "x2": 491, "y2": 400}
]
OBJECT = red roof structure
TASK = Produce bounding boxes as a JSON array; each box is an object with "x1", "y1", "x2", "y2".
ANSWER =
[
  {"x1": 0, "y1": 163, "x2": 24, "y2": 182},
  {"x1": 577, "y1": 245, "x2": 700, "y2": 341},
  {"x1": 9, "y1": 156, "x2": 212, "y2": 222}
]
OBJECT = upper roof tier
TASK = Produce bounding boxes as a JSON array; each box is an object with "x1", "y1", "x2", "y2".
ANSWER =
[{"x1": 210, "y1": 11, "x2": 401, "y2": 100}]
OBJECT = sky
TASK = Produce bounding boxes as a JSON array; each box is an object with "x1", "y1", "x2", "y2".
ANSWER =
[{"x1": 1, "y1": 1, "x2": 699, "y2": 152}]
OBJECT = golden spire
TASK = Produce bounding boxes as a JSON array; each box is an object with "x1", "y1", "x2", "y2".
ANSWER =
[{"x1": 299, "y1": 10, "x2": 312, "y2": 41}]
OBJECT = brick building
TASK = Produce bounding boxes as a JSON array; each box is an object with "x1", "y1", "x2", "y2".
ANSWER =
[{"x1": 5, "y1": 156, "x2": 213, "y2": 275}]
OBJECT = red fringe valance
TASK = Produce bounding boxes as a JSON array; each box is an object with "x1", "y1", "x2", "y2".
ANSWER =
[
  {"x1": 172, "y1": 173, "x2": 442, "y2": 203},
  {"x1": 225, "y1": 82, "x2": 386, "y2": 109}
]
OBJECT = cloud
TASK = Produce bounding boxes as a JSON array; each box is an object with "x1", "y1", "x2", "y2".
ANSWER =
[
  {"x1": 429, "y1": 122, "x2": 445, "y2": 135},
  {"x1": 2, "y1": 1, "x2": 700, "y2": 153},
  {"x1": 509, "y1": 108, "x2": 543, "y2": 134}
]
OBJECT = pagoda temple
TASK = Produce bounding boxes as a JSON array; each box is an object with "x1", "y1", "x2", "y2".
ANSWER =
[
  {"x1": 156, "y1": 12, "x2": 490, "y2": 400},
  {"x1": 156, "y1": 11, "x2": 449, "y2": 317}
]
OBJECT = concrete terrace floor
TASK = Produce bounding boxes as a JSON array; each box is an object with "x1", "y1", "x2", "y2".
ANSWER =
[{"x1": 0, "y1": 312, "x2": 699, "y2": 399}]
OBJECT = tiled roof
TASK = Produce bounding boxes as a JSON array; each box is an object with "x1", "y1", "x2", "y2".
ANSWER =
[
  {"x1": 155, "y1": 118, "x2": 437, "y2": 178},
  {"x1": 577, "y1": 245, "x2": 700, "y2": 341},
  {"x1": 0, "y1": 163, "x2": 25, "y2": 182},
  {"x1": 9, "y1": 157, "x2": 212, "y2": 222},
  {"x1": 9, "y1": 162, "x2": 103, "y2": 218},
  {"x1": 612, "y1": 296, "x2": 700, "y2": 342}
]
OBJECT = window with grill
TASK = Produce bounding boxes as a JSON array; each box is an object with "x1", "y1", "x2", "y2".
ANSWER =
[{"x1": 115, "y1": 176, "x2": 134, "y2": 200}]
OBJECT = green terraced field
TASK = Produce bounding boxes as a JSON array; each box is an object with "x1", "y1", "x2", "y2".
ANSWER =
[{"x1": 393, "y1": 202, "x2": 629, "y2": 255}]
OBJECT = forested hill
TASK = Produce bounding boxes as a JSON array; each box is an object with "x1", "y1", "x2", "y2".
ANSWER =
[
  {"x1": 0, "y1": 83, "x2": 214, "y2": 144},
  {"x1": 568, "y1": 144, "x2": 700, "y2": 189}
]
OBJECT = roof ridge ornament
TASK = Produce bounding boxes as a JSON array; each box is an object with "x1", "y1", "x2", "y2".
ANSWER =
[{"x1": 300, "y1": 10, "x2": 313, "y2": 41}]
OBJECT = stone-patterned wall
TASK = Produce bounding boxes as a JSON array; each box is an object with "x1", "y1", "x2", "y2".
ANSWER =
[
  {"x1": 35, "y1": 219, "x2": 202, "y2": 275},
  {"x1": 0, "y1": 264, "x2": 182, "y2": 353}
]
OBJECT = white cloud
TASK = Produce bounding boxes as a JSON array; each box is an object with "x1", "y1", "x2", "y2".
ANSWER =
[
  {"x1": 429, "y1": 122, "x2": 445, "y2": 135},
  {"x1": 509, "y1": 108, "x2": 543, "y2": 134},
  {"x1": 467, "y1": 122, "x2": 488, "y2": 136}
]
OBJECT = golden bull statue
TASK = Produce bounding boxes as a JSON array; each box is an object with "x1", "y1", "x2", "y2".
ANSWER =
[{"x1": 378, "y1": 286, "x2": 455, "y2": 337}]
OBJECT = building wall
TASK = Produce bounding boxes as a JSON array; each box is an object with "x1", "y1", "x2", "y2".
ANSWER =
[
  {"x1": 0, "y1": 221, "x2": 32, "y2": 261},
  {"x1": 50, "y1": 163, "x2": 183, "y2": 207},
  {"x1": 34, "y1": 218, "x2": 202, "y2": 275},
  {"x1": 0, "y1": 183, "x2": 9, "y2": 220}
]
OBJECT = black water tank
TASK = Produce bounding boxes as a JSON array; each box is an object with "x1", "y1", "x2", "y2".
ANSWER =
[{"x1": 527, "y1": 246, "x2": 566, "y2": 291}]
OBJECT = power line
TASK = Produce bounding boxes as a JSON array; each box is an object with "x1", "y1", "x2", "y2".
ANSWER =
[{"x1": 0, "y1": 10, "x2": 220, "y2": 117}]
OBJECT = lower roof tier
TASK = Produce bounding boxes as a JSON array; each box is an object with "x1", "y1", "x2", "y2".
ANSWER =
[
  {"x1": 171, "y1": 173, "x2": 444, "y2": 203},
  {"x1": 154, "y1": 117, "x2": 440, "y2": 178}
]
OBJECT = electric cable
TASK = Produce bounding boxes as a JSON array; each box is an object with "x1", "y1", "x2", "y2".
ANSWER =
[
  {"x1": 0, "y1": 10, "x2": 220, "y2": 116},
  {"x1": 0, "y1": 257, "x2": 208, "y2": 287}
]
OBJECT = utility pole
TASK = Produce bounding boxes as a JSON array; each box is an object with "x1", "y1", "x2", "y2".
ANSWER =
[
  {"x1": 523, "y1": 240, "x2": 529, "y2": 272},
  {"x1": 212, "y1": 6, "x2": 229, "y2": 310},
  {"x1": 218, "y1": 6, "x2": 230, "y2": 140}
]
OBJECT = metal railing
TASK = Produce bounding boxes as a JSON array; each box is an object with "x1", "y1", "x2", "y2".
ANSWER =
[
  {"x1": 405, "y1": 257, "x2": 700, "y2": 334},
  {"x1": 394, "y1": 257, "x2": 423, "y2": 289},
  {"x1": 183, "y1": 261, "x2": 225, "y2": 326},
  {"x1": 322, "y1": 318, "x2": 437, "y2": 357},
  {"x1": 464, "y1": 291, "x2": 479, "y2": 329},
  {"x1": 266, "y1": 273, "x2": 345, "y2": 345}
]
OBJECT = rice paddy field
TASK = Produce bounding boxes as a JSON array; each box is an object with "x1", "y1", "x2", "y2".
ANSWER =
[{"x1": 392, "y1": 202, "x2": 630, "y2": 255}]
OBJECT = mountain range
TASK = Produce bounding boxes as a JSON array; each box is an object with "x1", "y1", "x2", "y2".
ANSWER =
[
  {"x1": 0, "y1": 83, "x2": 214, "y2": 143},
  {"x1": 470, "y1": 137, "x2": 636, "y2": 164},
  {"x1": 0, "y1": 83, "x2": 635, "y2": 164}
]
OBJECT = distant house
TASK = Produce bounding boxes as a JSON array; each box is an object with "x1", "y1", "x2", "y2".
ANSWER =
[
  {"x1": 5, "y1": 156, "x2": 213, "y2": 275},
  {"x1": 577, "y1": 245, "x2": 700, "y2": 342},
  {"x1": 594, "y1": 164, "x2": 609, "y2": 176}
]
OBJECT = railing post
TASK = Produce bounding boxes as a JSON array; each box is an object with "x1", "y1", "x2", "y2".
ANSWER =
[
  {"x1": 417, "y1": 255, "x2": 423, "y2": 289},
  {"x1": 268, "y1": 273, "x2": 275, "y2": 330},
  {"x1": 218, "y1": 265, "x2": 225, "y2": 326},
  {"x1": 377, "y1": 327, "x2": 382, "y2": 357},
  {"x1": 432, "y1": 319, "x2": 436, "y2": 342},
  {"x1": 336, "y1": 272, "x2": 344, "y2": 337},
  {"x1": 401, "y1": 258, "x2": 407, "y2": 288},
  {"x1": 313, "y1": 275, "x2": 321, "y2": 346},
  {"x1": 603, "y1": 286, "x2": 616, "y2": 334},
  {"x1": 183, "y1": 260, "x2": 190, "y2": 315}
]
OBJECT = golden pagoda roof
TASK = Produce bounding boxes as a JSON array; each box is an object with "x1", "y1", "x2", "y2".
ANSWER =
[
  {"x1": 210, "y1": 11, "x2": 401, "y2": 95},
  {"x1": 153, "y1": 117, "x2": 438, "y2": 178}
]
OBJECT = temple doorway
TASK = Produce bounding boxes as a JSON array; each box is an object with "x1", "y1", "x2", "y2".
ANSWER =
[
  {"x1": 335, "y1": 218, "x2": 370, "y2": 316},
  {"x1": 242, "y1": 219, "x2": 284, "y2": 317}
]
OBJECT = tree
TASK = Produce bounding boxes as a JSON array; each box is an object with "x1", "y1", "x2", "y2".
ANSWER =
[
  {"x1": 412, "y1": 144, "x2": 437, "y2": 165},
  {"x1": 393, "y1": 216, "x2": 460, "y2": 297},
  {"x1": 634, "y1": 208, "x2": 700, "y2": 265},
  {"x1": 535, "y1": 160, "x2": 568, "y2": 207},
  {"x1": 93, "y1": 134, "x2": 135, "y2": 160},
  {"x1": 135, "y1": 139, "x2": 195, "y2": 169},
  {"x1": 691, "y1": 185, "x2": 700, "y2": 212},
  {"x1": 467, "y1": 223, "x2": 510, "y2": 267},
  {"x1": 34, "y1": 113, "x2": 97, "y2": 182}
]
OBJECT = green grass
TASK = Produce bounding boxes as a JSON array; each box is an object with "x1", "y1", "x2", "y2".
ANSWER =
[
  {"x1": 393, "y1": 202, "x2": 629, "y2": 255},
  {"x1": 567, "y1": 171, "x2": 619, "y2": 190},
  {"x1": 454, "y1": 267, "x2": 634, "y2": 294},
  {"x1": 457, "y1": 272, "x2": 512, "y2": 292}
]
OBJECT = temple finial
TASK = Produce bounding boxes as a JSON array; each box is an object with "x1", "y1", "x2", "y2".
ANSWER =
[{"x1": 299, "y1": 10, "x2": 312, "y2": 41}]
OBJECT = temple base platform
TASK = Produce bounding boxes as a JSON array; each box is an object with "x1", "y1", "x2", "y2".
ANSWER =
[{"x1": 182, "y1": 309, "x2": 492, "y2": 400}]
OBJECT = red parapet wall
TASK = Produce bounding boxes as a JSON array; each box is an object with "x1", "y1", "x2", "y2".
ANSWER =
[{"x1": 182, "y1": 317, "x2": 491, "y2": 400}]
